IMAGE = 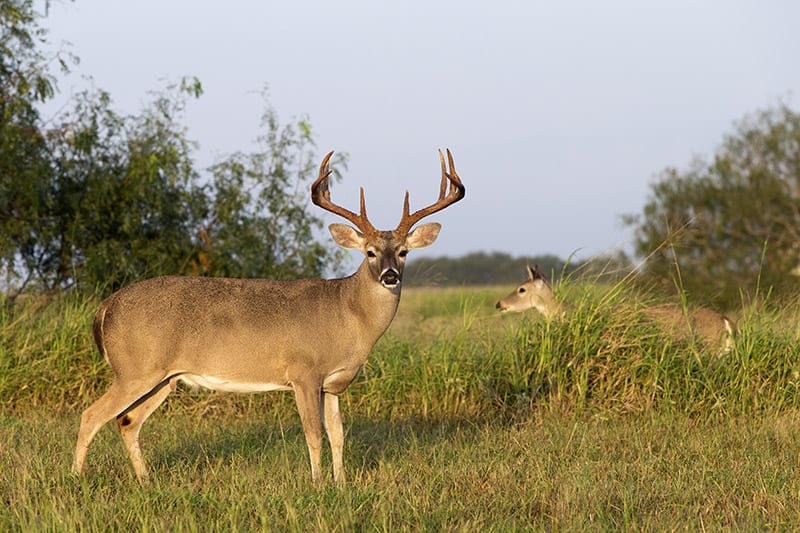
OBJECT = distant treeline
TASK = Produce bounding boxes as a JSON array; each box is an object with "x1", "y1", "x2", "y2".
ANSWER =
[{"x1": 404, "y1": 252, "x2": 585, "y2": 287}]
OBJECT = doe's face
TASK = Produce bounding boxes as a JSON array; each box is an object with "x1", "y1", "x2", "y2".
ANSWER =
[
  {"x1": 496, "y1": 265, "x2": 557, "y2": 317},
  {"x1": 496, "y1": 278, "x2": 550, "y2": 313}
]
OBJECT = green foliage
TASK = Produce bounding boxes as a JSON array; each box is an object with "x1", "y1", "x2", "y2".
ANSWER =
[
  {"x1": 0, "y1": 2, "x2": 345, "y2": 293},
  {"x1": 32, "y1": 84, "x2": 206, "y2": 291},
  {"x1": 201, "y1": 91, "x2": 347, "y2": 280},
  {"x1": 405, "y1": 251, "x2": 579, "y2": 286},
  {"x1": 405, "y1": 251, "x2": 632, "y2": 288},
  {"x1": 0, "y1": 0, "x2": 69, "y2": 104},
  {"x1": 0, "y1": 0, "x2": 74, "y2": 289},
  {"x1": 624, "y1": 103, "x2": 800, "y2": 308}
]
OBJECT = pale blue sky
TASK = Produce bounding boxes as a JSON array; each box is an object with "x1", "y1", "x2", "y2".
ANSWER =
[{"x1": 42, "y1": 1, "x2": 800, "y2": 268}]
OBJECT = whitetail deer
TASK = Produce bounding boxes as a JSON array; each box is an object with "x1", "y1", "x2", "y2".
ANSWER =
[
  {"x1": 72, "y1": 149, "x2": 465, "y2": 484},
  {"x1": 496, "y1": 264, "x2": 735, "y2": 353},
  {"x1": 495, "y1": 264, "x2": 566, "y2": 319}
]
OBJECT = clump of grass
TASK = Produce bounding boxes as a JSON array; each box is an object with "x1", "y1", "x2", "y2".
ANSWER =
[
  {"x1": 1, "y1": 294, "x2": 102, "y2": 413},
  {"x1": 482, "y1": 271, "x2": 800, "y2": 418}
]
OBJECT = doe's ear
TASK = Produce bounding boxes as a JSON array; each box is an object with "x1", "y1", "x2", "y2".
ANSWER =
[
  {"x1": 405, "y1": 222, "x2": 441, "y2": 250},
  {"x1": 329, "y1": 223, "x2": 365, "y2": 250}
]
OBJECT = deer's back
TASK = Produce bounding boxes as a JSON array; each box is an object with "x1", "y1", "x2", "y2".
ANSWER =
[
  {"x1": 642, "y1": 304, "x2": 733, "y2": 348},
  {"x1": 93, "y1": 275, "x2": 391, "y2": 382}
]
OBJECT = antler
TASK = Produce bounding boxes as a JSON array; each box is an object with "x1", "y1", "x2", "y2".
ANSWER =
[
  {"x1": 395, "y1": 148, "x2": 466, "y2": 235},
  {"x1": 311, "y1": 151, "x2": 377, "y2": 235}
]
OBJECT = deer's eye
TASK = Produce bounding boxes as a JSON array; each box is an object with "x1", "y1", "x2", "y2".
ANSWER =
[
  {"x1": 518, "y1": 288, "x2": 526, "y2": 294},
  {"x1": 398, "y1": 250, "x2": 408, "y2": 258},
  {"x1": 367, "y1": 250, "x2": 376, "y2": 258}
]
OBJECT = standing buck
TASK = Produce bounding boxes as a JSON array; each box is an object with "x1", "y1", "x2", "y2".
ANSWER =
[
  {"x1": 73, "y1": 149, "x2": 465, "y2": 484},
  {"x1": 496, "y1": 264, "x2": 735, "y2": 353}
]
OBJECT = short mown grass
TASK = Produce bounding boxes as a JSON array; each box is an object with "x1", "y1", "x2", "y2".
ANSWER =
[{"x1": 2, "y1": 279, "x2": 800, "y2": 529}]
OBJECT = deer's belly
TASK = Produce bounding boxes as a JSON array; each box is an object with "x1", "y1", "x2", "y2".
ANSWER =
[{"x1": 177, "y1": 374, "x2": 292, "y2": 393}]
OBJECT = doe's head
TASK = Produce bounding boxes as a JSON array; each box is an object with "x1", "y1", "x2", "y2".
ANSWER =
[{"x1": 496, "y1": 264, "x2": 562, "y2": 318}]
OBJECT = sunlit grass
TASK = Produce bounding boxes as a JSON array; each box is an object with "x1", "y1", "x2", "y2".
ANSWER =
[
  {"x1": 2, "y1": 279, "x2": 800, "y2": 529},
  {"x1": 2, "y1": 411, "x2": 799, "y2": 530}
]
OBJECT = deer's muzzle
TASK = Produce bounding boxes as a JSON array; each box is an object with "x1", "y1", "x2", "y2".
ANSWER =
[{"x1": 380, "y1": 269, "x2": 400, "y2": 287}]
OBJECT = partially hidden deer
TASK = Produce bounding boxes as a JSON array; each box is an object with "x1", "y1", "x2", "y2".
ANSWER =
[
  {"x1": 496, "y1": 264, "x2": 735, "y2": 353},
  {"x1": 73, "y1": 149, "x2": 465, "y2": 484}
]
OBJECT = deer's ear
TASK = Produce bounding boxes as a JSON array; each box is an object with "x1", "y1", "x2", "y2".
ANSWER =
[
  {"x1": 526, "y1": 264, "x2": 535, "y2": 280},
  {"x1": 329, "y1": 223, "x2": 365, "y2": 250},
  {"x1": 405, "y1": 222, "x2": 441, "y2": 250}
]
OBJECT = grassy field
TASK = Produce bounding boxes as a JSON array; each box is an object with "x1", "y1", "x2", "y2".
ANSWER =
[{"x1": 2, "y1": 280, "x2": 800, "y2": 530}]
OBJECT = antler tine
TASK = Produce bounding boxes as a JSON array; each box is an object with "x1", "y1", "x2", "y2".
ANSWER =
[
  {"x1": 311, "y1": 151, "x2": 377, "y2": 234},
  {"x1": 395, "y1": 148, "x2": 466, "y2": 235},
  {"x1": 438, "y1": 149, "x2": 448, "y2": 200}
]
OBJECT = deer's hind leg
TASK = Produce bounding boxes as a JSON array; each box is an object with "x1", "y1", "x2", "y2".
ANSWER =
[
  {"x1": 73, "y1": 378, "x2": 167, "y2": 478},
  {"x1": 117, "y1": 378, "x2": 176, "y2": 482}
]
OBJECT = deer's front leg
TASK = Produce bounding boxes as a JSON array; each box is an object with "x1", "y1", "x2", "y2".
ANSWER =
[
  {"x1": 323, "y1": 392, "x2": 345, "y2": 484},
  {"x1": 293, "y1": 382, "x2": 324, "y2": 482}
]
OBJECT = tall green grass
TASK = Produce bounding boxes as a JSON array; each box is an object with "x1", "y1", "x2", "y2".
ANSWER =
[
  {"x1": 2, "y1": 278, "x2": 800, "y2": 418},
  {"x1": 483, "y1": 279, "x2": 800, "y2": 417},
  {"x1": 1, "y1": 294, "x2": 102, "y2": 413},
  {"x1": 353, "y1": 280, "x2": 800, "y2": 422}
]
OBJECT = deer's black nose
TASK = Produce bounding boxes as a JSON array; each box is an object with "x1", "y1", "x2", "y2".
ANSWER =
[{"x1": 381, "y1": 269, "x2": 400, "y2": 286}]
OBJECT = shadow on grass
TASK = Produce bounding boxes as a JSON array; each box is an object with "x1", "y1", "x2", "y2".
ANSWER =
[{"x1": 147, "y1": 414, "x2": 483, "y2": 480}]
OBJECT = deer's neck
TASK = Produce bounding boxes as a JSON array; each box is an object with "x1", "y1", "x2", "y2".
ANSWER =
[
  {"x1": 337, "y1": 260, "x2": 402, "y2": 335},
  {"x1": 538, "y1": 300, "x2": 557, "y2": 319},
  {"x1": 533, "y1": 292, "x2": 565, "y2": 320}
]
